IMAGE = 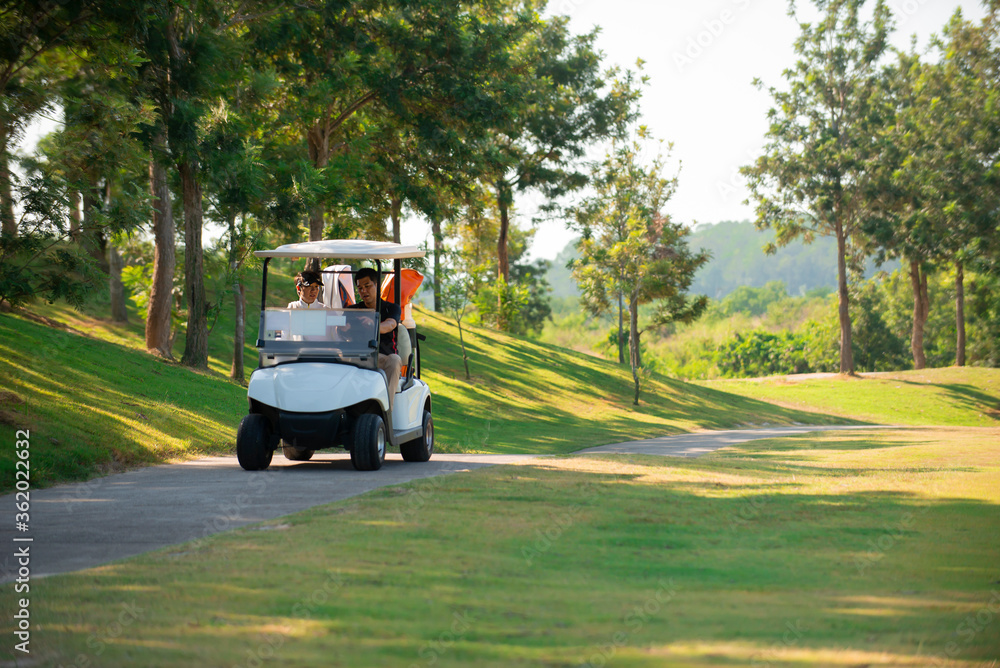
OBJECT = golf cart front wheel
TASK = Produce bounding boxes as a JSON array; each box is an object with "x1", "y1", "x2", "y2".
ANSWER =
[
  {"x1": 351, "y1": 413, "x2": 386, "y2": 471},
  {"x1": 401, "y1": 410, "x2": 433, "y2": 462},
  {"x1": 237, "y1": 414, "x2": 273, "y2": 471}
]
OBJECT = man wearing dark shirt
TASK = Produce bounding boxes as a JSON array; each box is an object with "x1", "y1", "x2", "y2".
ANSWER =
[{"x1": 347, "y1": 267, "x2": 402, "y2": 408}]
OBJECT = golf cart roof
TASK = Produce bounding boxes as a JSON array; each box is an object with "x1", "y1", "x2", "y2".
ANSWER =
[{"x1": 254, "y1": 240, "x2": 425, "y2": 260}]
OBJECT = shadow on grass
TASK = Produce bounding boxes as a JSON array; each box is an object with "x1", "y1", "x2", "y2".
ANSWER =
[
  {"x1": 938, "y1": 382, "x2": 1000, "y2": 417},
  {"x1": 0, "y1": 316, "x2": 245, "y2": 491},
  {"x1": 29, "y1": 453, "x2": 1000, "y2": 667}
]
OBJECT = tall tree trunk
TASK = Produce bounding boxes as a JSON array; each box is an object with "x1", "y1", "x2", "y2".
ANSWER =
[
  {"x1": 835, "y1": 219, "x2": 855, "y2": 374},
  {"x1": 305, "y1": 124, "x2": 331, "y2": 272},
  {"x1": 108, "y1": 244, "x2": 128, "y2": 323},
  {"x1": 629, "y1": 291, "x2": 641, "y2": 406},
  {"x1": 617, "y1": 285, "x2": 624, "y2": 364},
  {"x1": 432, "y1": 218, "x2": 442, "y2": 312},
  {"x1": 0, "y1": 135, "x2": 15, "y2": 238},
  {"x1": 103, "y1": 181, "x2": 129, "y2": 322},
  {"x1": 179, "y1": 160, "x2": 208, "y2": 368},
  {"x1": 456, "y1": 313, "x2": 471, "y2": 380},
  {"x1": 231, "y1": 281, "x2": 245, "y2": 383},
  {"x1": 909, "y1": 260, "x2": 929, "y2": 370},
  {"x1": 955, "y1": 261, "x2": 965, "y2": 367},
  {"x1": 496, "y1": 180, "x2": 511, "y2": 282},
  {"x1": 81, "y1": 186, "x2": 110, "y2": 273},
  {"x1": 146, "y1": 136, "x2": 175, "y2": 358},
  {"x1": 229, "y1": 212, "x2": 245, "y2": 383},
  {"x1": 496, "y1": 180, "x2": 512, "y2": 330},
  {"x1": 69, "y1": 190, "x2": 82, "y2": 241},
  {"x1": 390, "y1": 197, "x2": 402, "y2": 243}
]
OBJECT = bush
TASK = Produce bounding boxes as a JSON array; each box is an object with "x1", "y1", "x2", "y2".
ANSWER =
[{"x1": 715, "y1": 329, "x2": 811, "y2": 378}]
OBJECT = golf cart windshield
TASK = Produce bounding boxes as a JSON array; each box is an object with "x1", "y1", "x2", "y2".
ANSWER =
[{"x1": 257, "y1": 307, "x2": 378, "y2": 368}]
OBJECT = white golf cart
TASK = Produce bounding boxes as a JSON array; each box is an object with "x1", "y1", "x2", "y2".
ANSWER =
[{"x1": 236, "y1": 240, "x2": 433, "y2": 471}]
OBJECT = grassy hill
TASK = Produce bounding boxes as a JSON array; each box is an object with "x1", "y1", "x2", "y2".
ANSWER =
[
  {"x1": 0, "y1": 279, "x2": 843, "y2": 492},
  {"x1": 700, "y1": 368, "x2": 1000, "y2": 427}
]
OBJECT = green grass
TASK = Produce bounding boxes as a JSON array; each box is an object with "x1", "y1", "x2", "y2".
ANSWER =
[
  {"x1": 699, "y1": 368, "x2": 1000, "y2": 427},
  {"x1": 0, "y1": 276, "x2": 844, "y2": 491},
  {"x1": 0, "y1": 312, "x2": 247, "y2": 488},
  {"x1": 10, "y1": 427, "x2": 998, "y2": 666}
]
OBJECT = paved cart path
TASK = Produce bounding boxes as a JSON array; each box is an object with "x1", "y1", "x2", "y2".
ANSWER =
[{"x1": 0, "y1": 425, "x2": 874, "y2": 580}]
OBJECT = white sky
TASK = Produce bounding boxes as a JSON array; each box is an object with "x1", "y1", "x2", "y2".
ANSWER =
[
  {"x1": 510, "y1": 0, "x2": 989, "y2": 260},
  {"x1": 19, "y1": 1, "x2": 988, "y2": 260}
]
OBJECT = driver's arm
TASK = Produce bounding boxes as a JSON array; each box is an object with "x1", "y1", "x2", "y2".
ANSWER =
[{"x1": 378, "y1": 317, "x2": 397, "y2": 335}]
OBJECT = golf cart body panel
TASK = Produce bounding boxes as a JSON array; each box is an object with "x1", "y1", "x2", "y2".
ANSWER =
[
  {"x1": 392, "y1": 378, "x2": 430, "y2": 431},
  {"x1": 248, "y1": 363, "x2": 390, "y2": 414},
  {"x1": 237, "y1": 240, "x2": 433, "y2": 472}
]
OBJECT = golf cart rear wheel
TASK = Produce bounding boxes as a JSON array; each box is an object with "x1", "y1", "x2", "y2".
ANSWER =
[
  {"x1": 401, "y1": 410, "x2": 433, "y2": 462},
  {"x1": 350, "y1": 413, "x2": 385, "y2": 471},
  {"x1": 282, "y1": 444, "x2": 314, "y2": 461},
  {"x1": 237, "y1": 414, "x2": 273, "y2": 471}
]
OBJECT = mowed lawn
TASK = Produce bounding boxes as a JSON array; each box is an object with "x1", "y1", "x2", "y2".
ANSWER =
[
  {"x1": 699, "y1": 367, "x2": 1000, "y2": 428},
  {"x1": 9, "y1": 426, "x2": 998, "y2": 667}
]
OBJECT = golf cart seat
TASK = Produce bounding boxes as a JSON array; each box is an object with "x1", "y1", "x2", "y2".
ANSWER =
[
  {"x1": 381, "y1": 268, "x2": 424, "y2": 384},
  {"x1": 396, "y1": 322, "x2": 412, "y2": 377}
]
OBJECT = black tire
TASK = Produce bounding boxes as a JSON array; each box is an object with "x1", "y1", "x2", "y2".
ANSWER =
[
  {"x1": 400, "y1": 410, "x2": 433, "y2": 462},
  {"x1": 282, "y1": 444, "x2": 314, "y2": 461},
  {"x1": 237, "y1": 414, "x2": 273, "y2": 471},
  {"x1": 350, "y1": 413, "x2": 386, "y2": 471}
]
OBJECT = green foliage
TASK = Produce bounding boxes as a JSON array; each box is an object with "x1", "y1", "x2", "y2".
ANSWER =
[
  {"x1": 712, "y1": 281, "x2": 788, "y2": 318},
  {"x1": 715, "y1": 329, "x2": 810, "y2": 378},
  {"x1": 471, "y1": 274, "x2": 530, "y2": 333},
  {"x1": 0, "y1": 170, "x2": 143, "y2": 308},
  {"x1": 968, "y1": 272, "x2": 1000, "y2": 367}
]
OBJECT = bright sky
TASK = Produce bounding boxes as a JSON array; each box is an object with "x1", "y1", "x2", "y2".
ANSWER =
[
  {"x1": 505, "y1": 0, "x2": 989, "y2": 261},
  {"x1": 18, "y1": 1, "x2": 988, "y2": 261}
]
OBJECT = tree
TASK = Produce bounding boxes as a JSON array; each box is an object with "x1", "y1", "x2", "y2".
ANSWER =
[
  {"x1": 0, "y1": 6, "x2": 152, "y2": 311},
  {"x1": 437, "y1": 250, "x2": 477, "y2": 380},
  {"x1": 148, "y1": 0, "x2": 252, "y2": 368},
  {"x1": 482, "y1": 15, "x2": 641, "y2": 289},
  {"x1": 251, "y1": 0, "x2": 531, "y2": 269},
  {"x1": 901, "y1": 11, "x2": 998, "y2": 367},
  {"x1": 742, "y1": 0, "x2": 893, "y2": 374},
  {"x1": 570, "y1": 129, "x2": 708, "y2": 405},
  {"x1": 202, "y1": 95, "x2": 268, "y2": 383},
  {"x1": 0, "y1": 1, "x2": 100, "y2": 238}
]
